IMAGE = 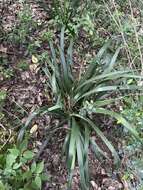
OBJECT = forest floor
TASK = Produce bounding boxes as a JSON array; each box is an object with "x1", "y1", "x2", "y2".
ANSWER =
[{"x1": 0, "y1": 1, "x2": 142, "y2": 189}]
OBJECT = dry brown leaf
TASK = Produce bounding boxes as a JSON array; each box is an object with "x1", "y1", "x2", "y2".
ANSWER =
[
  {"x1": 30, "y1": 124, "x2": 38, "y2": 134},
  {"x1": 32, "y1": 55, "x2": 38, "y2": 64}
]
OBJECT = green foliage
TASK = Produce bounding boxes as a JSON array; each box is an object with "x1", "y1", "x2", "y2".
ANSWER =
[
  {"x1": 52, "y1": 0, "x2": 91, "y2": 36},
  {"x1": 120, "y1": 96, "x2": 143, "y2": 188},
  {"x1": 0, "y1": 66, "x2": 14, "y2": 80},
  {"x1": 41, "y1": 31, "x2": 53, "y2": 42},
  {"x1": 8, "y1": 5, "x2": 37, "y2": 45},
  {"x1": 0, "y1": 90, "x2": 6, "y2": 121},
  {"x1": 27, "y1": 40, "x2": 41, "y2": 55},
  {"x1": 0, "y1": 90, "x2": 7, "y2": 115},
  {"x1": 80, "y1": 13, "x2": 94, "y2": 36},
  {"x1": 0, "y1": 141, "x2": 47, "y2": 190},
  {"x1": 18, "y1": 27, "x2": 143, "y2": 189},
  {"x1": 0, "y1": 90, "x2": 6, "y2": 103},
  {"x1": 17, "y1": 60, "x2": 29, "y2": 71},
  {"x1": 122, "y1": 96, "x2": 143, "y2": 137}
]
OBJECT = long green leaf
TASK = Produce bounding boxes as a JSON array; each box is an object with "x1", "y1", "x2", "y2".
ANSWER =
[
  {"x1": 67, "y1": 117, "x2": 79, "y2": 188},
  {"x1": 17, "y1": 111, "x2": 38, "y2": 142},
  {"x1": 75, "y1": 85, "x2": 143, "y2": 101},
  {"x1": 17, "y1": 105, "x2": 62, "y2": 142},
  {"x1": 94, "y1": 108, "x2": 139, "y2": 138},
  {"x1": 67, "y1": 38, "x2": 74, "y2": 65},
  {"x1": 68, "y1": 117, "x2": 78, "y2": 167},
  {"x1": 96, "y1": 40, "x2": 111, "y2": 60},
  {"x1": 75, "y1": 121, "x2": 90, "y2": 189},
  {"x1": 62, "y1": 133, "x2": 70, "y2": 155},
  {"x1": 103, "y1": 47, "x2": 121, "y2": 74},
  {"x1": 67, "y1": 38, "x2": 74, "y2": 81},
  {"x1": 49, "y1": 41, "x2": 60, "y2": 77},
  {"x1": 49, "y1": 41, "x2": 57, "y2": 65},
  {"x1": 78, "y1": 40, "x2": 111, "y2": 84},
  {"x1": 93, "y1": 98, "x2": 120, "y2": 107},
  {"x1": 76, "y1": 70, "x2": 131, "y2": 91},
  {"x1": 83, "y1": 126, "x2": 90, "y2": 185},
  {"x1": 90, "y1": 139, "x2": 109, "y2": 160},
  {"x1": 76, "y1": 135, "x2": 88, "y2": 190},
  {"x1": 59, "y1": 27, "x2": 72, "y2": 92},
  {"x1": 71, "y1": 114, "x2": 120, "y2": 165},
  {"x1": 49, "y1": 41, "x2": 64, "y2": 92}
]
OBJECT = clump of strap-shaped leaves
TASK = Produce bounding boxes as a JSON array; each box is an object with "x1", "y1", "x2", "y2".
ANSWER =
[{"x1": 18, "y1": 27, "x2": 142, "y2": 189}]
